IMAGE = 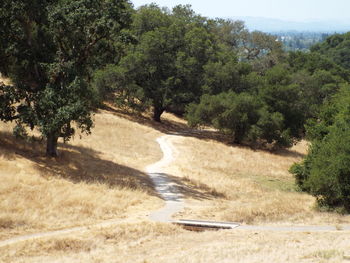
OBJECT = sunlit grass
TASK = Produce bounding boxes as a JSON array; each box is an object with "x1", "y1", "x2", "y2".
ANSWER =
[
  {"x1": 164, "y1": 134, "x2": 350, "y2": 225},
  {"x1": 0, "y1": 109, "x2": 163, "y2": 240}
]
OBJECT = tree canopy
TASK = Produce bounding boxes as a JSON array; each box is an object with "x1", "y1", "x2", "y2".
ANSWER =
[
  {"x1": 290, "y1": 86, "x2": 350, "y2": 211},
  {"x1": 0, "y1": 0, "x2": 132, "y2": 156},
  {"x1": 311, "y1": 32, "x2": 350, "y2": 70},
  {"x1": 289, "y1": 33, "x2": 350, "y2": 212}
]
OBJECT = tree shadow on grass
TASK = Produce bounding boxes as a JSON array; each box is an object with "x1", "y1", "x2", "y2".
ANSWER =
[
  {"x1": 100, "y1": 104, "x2": 231, "y2": 142},
  {"x1": 272, "y1": 147, "x2": 306, "y2": 159},
  {"x1": 0, "y1": 131, "x2": 155, "y2": 194},
  {"x1": 100, "y1": 104, "x2": 306, "y2": 159},
  {"x1": 0, "y1": 131, "x2": 224, "y2": 201}
]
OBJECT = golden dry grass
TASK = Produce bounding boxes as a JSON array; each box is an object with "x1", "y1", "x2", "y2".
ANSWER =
[
  {"x1": 163, "y1": 134, "x2": 350, "y2": 225},
  {"x1": 1, "y1": 222, "x2": 350, "y2": 263},
  {"x1": 0, "y1": 109, "x2": 163, "y2": 240},
  {"x1": 2, "y1": 110, "x2": 350, "y2": 262}
]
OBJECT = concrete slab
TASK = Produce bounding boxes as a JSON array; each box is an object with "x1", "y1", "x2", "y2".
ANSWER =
[{"x1": 174, "y1": 219, "x2": 240, "y2": 230}]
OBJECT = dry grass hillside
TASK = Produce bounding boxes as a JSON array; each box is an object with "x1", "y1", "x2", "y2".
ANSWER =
[
  {"x1": 1, "y1": 106, "x2": 350, "y2": 263},
  {"x1": 0, "y1": 108, "x2": 163, "y2": 240},
  {"x1": 166, "y1": 133, "x2": 350, "y2": 225}
]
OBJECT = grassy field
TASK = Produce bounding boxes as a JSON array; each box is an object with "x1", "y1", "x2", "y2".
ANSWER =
[
  {"x1": 1, "y1": 107, "x2": 350, "y2": 262},
  {"x1": 165, "y1": 133, "x2": 350, "y2": 225},
  {"x1": 1, "y1": 222, "x2": 350, "y2": 263},
  {"x1": 0, "y1": 108, "x2": 163, "y2": 240}
]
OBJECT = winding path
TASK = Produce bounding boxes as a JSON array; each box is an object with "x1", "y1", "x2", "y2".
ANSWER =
[
  {"x1": 1, "y1": 133, "x2": 350, "y2": 248},
  {"x1": 0, "y1": 134, "x2": 185, "y2": 249},
  {"x1": 147, "y1": 135, "x2": 184, "y2": 222},
  {"x1": 147, "y1": 134, "x2": 350, "y2": 232}
]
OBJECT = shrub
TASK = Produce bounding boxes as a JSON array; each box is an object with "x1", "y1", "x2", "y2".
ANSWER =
[
  {"x1": 290, "y1": 85, "x2": 350, "y2": 211},
  {"x1": 186, "y1": 91, "x2": 291, "y2": 147}
]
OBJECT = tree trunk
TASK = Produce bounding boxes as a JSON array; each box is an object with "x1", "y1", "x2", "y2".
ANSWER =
[
  {"x1": 46, "y1": 133, "x2": 58, "y2": 157},
  {"x1": 153, "y1": 106, "x2": 164, "y2": 122}
]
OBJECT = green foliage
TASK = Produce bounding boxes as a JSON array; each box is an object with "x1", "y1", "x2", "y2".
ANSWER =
[
  {"x1": 185, "y1": 28, "x2": 348, "y2": 149},
  {"x1": 311, "y1": 32, "x2": 350, "y2": 70},
  {"x1": 0, "y1": 84, "x2": 18, "y2": 122},
  {"x1": 131, "y1": 3, "x2": 172, "y2": 37},
  {"x1": 202, "y1": 53, "x2": 240, "y2": 94},
  {"x1": 186, "y1": 92, "x2": 290, "y2": 146},
  {"x1": 0, "y1": 0, "x2": 132, "y2": 156},
  {"x1": 211, "y1": 19, "x2": 246, "y2": 49},
  {"x1": 102, "y1": 4, "x2": 216, "y2": 121},
  {"x1": 287, "y1": 51, "x2": 349, "y2": 81},
  {"x1": 291, "y1": 86, "x2": 350, "y2": 211},
  {"x1": 260, "y1": 74, "x2": 306, "y2": 137}
]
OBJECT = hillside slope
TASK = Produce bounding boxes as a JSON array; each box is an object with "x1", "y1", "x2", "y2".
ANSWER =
[
  {"x1": 1, "y1": 108, "x2": 350, "y2": 263},
  {"x1": 0, "y1": 108, "x2": 163, "y2": 240},
  {"x1": 166, "y1": 135, "x2": 350, "y2": 225}
]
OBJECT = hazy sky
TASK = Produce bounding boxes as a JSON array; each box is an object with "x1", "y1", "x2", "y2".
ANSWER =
[{"x1": 132, "y1": 0, "x2": 350, "y2": 21}]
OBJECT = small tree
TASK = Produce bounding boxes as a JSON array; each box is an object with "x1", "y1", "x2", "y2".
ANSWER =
[
  {"x1": 186, "y1": 91, "x2": 289, "y2": 146},
  {"x1": 291, "y1": 85, "x2": 350, "y2": 211},
  {"x1": 0, "y1": 0, "x2": 132, "y2": 156}
]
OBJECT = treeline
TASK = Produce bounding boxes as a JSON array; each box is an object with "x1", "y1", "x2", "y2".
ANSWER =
[
  {"x1": 93, "y1": 4, "x2": 283, "y2": 122},
  {"x1": 1, "y1": 2, "x2": 350, "y2": 211},
  {"x1": 290, "y1": 33, "x2": 350, "y2": 212},
  {"x1": 93, "y1": 4, "x2": 348, "y2": 148}
]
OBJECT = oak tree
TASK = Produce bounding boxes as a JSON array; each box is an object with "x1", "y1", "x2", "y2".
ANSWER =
[{"x1": 0, "y1": 0, "x2": 132, "y2": 156}]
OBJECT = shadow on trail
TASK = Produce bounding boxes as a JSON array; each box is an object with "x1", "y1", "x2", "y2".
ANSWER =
[
  {"x1": 0, "y1": 131, "x2": 223, "y2": 201},
  {"x1": 149, "y1": 172, "x2": 226, "y2": 201}
]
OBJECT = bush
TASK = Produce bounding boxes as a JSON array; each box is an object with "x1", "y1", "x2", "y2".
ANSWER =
[
  {"x1": 186, "y1": 91, "x2": 291, "y2": 146},
  {"x1": 293, "y1": 122, "x2": 350, "y2": 210},
  {"x1": 290, "y1": 85, "x2": 350, "y2": 211}
]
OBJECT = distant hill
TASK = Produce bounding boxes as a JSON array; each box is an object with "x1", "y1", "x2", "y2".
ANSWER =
[{"x1": 232, "y1": 16, "x2": 350, "y2": 33}]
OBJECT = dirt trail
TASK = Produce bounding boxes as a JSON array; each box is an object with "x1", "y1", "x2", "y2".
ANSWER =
[
  {"x1": 0, "y1": 134, "x2": 185, "y2": 248},
  {"x1": 1, "y1": 133, "x2": 350, "y2": 248},
  {"x1": 150, "y1": 133, "x2": 350, "y2": 232},
  {"x1": 147, "y1": 135, "x2": 184, "y2": 222},
  {"x1": 0, "y1": 217, "x2": 145, "y2": 248}
]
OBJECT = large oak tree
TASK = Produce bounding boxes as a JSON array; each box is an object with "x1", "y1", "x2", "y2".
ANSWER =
[{"x1": 0, "y1": 0, "x2": 132, "y2": 156}]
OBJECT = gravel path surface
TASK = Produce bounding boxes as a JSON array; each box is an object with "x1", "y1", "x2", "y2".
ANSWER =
[{"x1": 147, "y1": 135, "x2": 185, "y2": 222}]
